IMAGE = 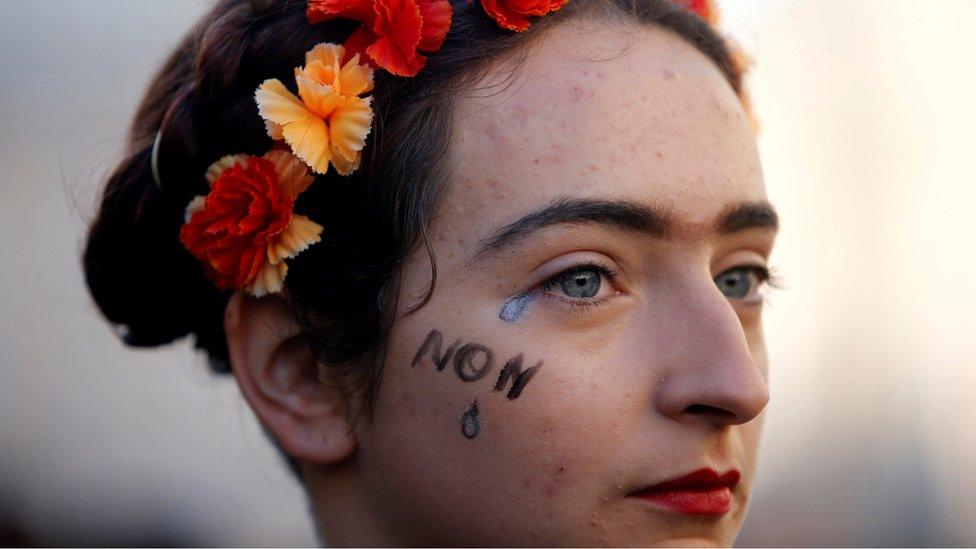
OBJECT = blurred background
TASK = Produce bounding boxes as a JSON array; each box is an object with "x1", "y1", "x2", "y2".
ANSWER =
[{"x1": 2, "y1": 0, "x2": 974, "y2": 545}]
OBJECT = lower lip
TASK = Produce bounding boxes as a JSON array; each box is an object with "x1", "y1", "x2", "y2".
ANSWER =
[{"x1": 631, "y1": 487, "x2": 733, "y2": 515}]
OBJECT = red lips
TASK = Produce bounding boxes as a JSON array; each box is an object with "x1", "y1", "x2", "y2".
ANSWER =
[{"x1": 630, "y1": 468, "x2": 740, "y2": 516}]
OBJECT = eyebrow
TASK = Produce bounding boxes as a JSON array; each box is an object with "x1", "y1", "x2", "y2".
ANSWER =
[{"x1": 470, "y1": 197, "x2": 778, "y2": 261}]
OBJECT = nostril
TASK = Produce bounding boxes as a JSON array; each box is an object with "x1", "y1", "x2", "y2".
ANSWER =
[{"x1": 685, "y1": 404, "x2": 737, "y2": 420}]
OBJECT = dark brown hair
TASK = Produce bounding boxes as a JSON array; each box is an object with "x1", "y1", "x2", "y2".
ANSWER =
[{"x1": 83, "y1": 0, "x2": 743, "y2": 410}]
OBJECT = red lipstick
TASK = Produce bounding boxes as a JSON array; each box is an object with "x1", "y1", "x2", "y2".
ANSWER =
[{"x1": 630, "y1": 468, "x2": 740, "y2": 516}]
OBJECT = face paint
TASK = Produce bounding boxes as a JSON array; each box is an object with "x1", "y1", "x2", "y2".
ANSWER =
[
  {"x1": 461, "y1": 400, "x2": 481, "y2": 439},
  {"x1": 411, "y1": 329, "x2": 543, "y2": 400},
  {"x1": 499, "y1": 288, "x2": 542, "y2": 323}
]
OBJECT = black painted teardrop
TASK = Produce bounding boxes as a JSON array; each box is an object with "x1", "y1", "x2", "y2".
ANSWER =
[{"x1": 461, "y1": 401, "x2": 481, "y2": 439}]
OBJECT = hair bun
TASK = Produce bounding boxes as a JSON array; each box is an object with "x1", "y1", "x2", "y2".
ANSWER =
[{"x1": 83, "y1": 143, "x2": 230, "y2": 371}]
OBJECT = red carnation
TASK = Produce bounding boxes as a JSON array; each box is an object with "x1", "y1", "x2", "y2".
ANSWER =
[
  {"x1": 479, "y1": 0, "x2": 567, "y2": 32},
  {"x1": 179, "y1": 151, "x2": 322, "y2": 296},
  {"x1": 180, "y1": 156, "x2": 292, "y2": 291},
  {"x1": 673, "y1": 0, "x2": 718, "y2": 25},
  {"x1": 308, "y1": 0, "x2": 453, "y2": 77}
]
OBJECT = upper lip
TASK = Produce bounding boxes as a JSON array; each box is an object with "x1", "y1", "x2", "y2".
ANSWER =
[{"x1": 634, "y1": 468, "x2": 741, "y2": 492}]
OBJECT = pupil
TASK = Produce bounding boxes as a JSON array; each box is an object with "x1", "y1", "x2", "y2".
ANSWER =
[{"x1": 561, "y1": 269, "x2": 600, "y2": 298}]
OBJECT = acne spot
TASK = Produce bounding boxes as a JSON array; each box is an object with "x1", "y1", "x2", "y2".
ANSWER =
[
  {"x1": 569, "y1": 84, "x2": 585, "y2": 102},
  {"x1": 461, "y1": 400, "x2": 481, "y2": 439}
]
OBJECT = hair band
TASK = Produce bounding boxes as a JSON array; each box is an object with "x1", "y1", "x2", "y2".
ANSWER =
[{"x1": 150, "y1": 129, "x2": 164, "y2": 190}]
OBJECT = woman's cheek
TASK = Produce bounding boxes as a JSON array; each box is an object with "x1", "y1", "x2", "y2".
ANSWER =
[{"x1": 355, "y1": 312, "x2": 634, "y2": 544}]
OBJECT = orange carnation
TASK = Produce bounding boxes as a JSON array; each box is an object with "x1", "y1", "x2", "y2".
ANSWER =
[
  {"x1": 479, "y1": 0, "x2": 567, "y2": 32},
  {"x1": 179, "y1": 150, "x2": 323, "y2": 297},
  {"x1": 255, "y1": 43, "x2": 374, "y2": 175},
  {"x1": 307, "y1": 0, "x2": 453, "y2": 77}
]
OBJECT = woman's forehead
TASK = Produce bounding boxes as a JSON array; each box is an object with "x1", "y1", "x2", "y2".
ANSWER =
[{"x1": 444, "y1": 19, "x2": 765, "y2": 254}]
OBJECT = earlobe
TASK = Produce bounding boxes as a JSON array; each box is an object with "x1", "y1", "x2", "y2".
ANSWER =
[{"x1": 224, "y1": 292, "x2": 356, "y2": 464}]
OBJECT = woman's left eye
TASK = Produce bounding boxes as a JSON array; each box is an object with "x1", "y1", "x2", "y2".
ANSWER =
[{"x1": 714, "y1": 266, "x2": 770, "y2": 302}]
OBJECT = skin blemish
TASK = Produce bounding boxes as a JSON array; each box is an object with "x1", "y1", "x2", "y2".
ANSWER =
[
  {"x1": 499, "y1": 289, "x2": 542, "y2": 323},
  {"x1": 461, "y1": 400, "x2": 481, "y2": 439}
]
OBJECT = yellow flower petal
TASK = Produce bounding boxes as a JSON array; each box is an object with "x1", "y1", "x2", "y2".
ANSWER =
[
  {"x1": 281, "y1": 114, "x2": 331, "y2": 175},
  {"x1": 263, "y1": 149, "x2": 315, "y2": 198},
  {"x1": 329, "y1": 145, "x2": 360, "y2": 176},
  {"x1": 338, "y1": 53, "x2": 374, "y2": 98},
  {"x1": 267, "y1": 214, "x2": 323, "y2": 265},
  {"x1": 264, "y1": 119, "x2": 283, "y2": 140},
  {"x1": 305, "y1": 43, "x2": 345, "y2": 77},
  {"x1": 328, "y1": 96, "x2": 373, "y2": 166},
  {"x1": 295, "y1": 71, "x2": 345, "y2": 119},
  {"x1": 246, "y1": 260, "x2": 288, "y2": 298},
  {"x1": 204, "y1": 154, "x2": 248, "y2": 185},
  {"x1": 255, "y1": 78, "x2": 312, "y2": 127}
]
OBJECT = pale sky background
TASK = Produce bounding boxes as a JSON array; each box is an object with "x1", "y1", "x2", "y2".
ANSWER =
[{"x1": 1, "y1": 0, "x2": 974, "y2": 545}]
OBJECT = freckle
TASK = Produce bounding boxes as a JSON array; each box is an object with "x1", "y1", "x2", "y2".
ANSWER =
[
  {"x1": 655, "y1": 151, "x2": 663, "y2": 158},
  {"x1": 662, "y1": 68, "x2": 675, "y2": 80},
  {"x1": 533, "y1": 157, "x2": 540, "y2": 164}
]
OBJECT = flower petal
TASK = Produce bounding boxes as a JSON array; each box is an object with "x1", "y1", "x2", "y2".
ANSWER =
[
  {"x1": 184, "y1": 195, "x2": 206, "y2": 223},
  {"x1": 417, "y1": 0, "x2": 453, "y2": 52},
  {"x1": 204, "y1": 154, "x2": 249, "y2": 185},
  {"x1": 264, "y1": 119, "x2": 284, "y2": 140},
  {"x1": 295, "y1": 71, "x2": 345, "y2": 118},
  {"x1": 305, "y1": 42, "x2": 346, "y2": 71},
  {"x1": 338, "y1": 53, "x2": 375, "y2": 97},
  {"x1": 480, "y1": 0, "x2": 530, "y2": 31},
  {"x1": 263, "y1": 149, "x2": 316, "y2": 198},
  {"x1": 281, "y1": 114, "x2": 332, "y2": 175},
  {"x1": 367, "y1": 0, "x2": 426, "y2": 76},
  {"x1": 246, "y1": 260, "x2": 288, "y2": 297},
  {"x1": 329, "y1": 96, "x2": 373, "y2": 166},
  {"x1": 329, "y1": 144, "x2": 360, "y2": 176},
  {"x1": 256, "y1": 79, "x2": 314, "y2": 127},
  {"x1": 268, "y1": 214, "x2": 323, "y2": 265},
  {"x1": 367, "y1": 38, "x2": 426, "y2": 77},
  {"x1": 342, "y1": 25, "x2": 378, "y2": 68},
  {"x1": 307, "y1": 0, "x2": 376, "y2": 25}
]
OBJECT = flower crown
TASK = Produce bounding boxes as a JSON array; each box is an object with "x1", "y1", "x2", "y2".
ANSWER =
[{"x1": 167, "y1": 0, "x2": 722, "y2": 297}]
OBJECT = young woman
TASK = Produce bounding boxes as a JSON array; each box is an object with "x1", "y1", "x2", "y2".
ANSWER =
[{"x1": 83, "y1": 0, "x2": 778, "y2": 544}]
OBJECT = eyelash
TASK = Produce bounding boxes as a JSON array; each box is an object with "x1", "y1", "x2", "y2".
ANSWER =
[{"x1": 536, "y1": 262, "x2": 783, "y2": 312}]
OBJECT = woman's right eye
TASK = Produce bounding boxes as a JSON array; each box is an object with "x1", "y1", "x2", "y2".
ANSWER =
[
  {"x1": 556, "y1": 268, "x2": 602, "y2": 298},
  {"x1": 540, "y1": 264, "x2": 617, "y2": 303}
]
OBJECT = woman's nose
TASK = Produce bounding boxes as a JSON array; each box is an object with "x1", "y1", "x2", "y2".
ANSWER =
[{"x1": 652, "y1": 279, "x2": 770, "y2": 427}]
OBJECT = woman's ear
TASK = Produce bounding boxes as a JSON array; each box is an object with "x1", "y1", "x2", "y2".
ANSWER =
[{"x1": 224, "y1": 291, "x2": 355, "y2": 464}]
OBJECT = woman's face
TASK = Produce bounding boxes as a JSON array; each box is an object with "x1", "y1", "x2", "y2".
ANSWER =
[{"x1": 354, "y1": 19, "x2": 776, "y2": 546}]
